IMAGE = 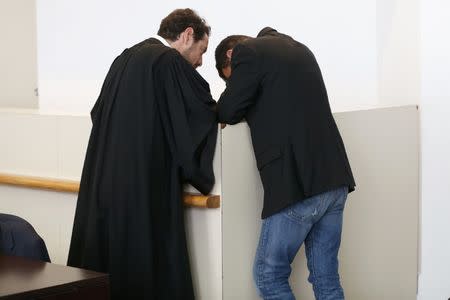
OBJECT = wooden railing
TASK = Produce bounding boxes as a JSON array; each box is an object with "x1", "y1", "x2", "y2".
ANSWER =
[{"x1": 0, "y1": 173, "x2": 220, "y2": 209}]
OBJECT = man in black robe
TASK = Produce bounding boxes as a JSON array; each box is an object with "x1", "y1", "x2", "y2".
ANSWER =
[{"x1": 67, "y1": 9, "x2": 217, "y2": 299}]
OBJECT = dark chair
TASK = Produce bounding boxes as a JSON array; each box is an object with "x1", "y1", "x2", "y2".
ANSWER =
[{"x1": 0, "y1": 213, "x2": 51, "y2": 262}]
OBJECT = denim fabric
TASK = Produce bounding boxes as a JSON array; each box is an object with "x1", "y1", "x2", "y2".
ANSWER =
[{"x1": 253, "y1": 186, "x2": 348, "y2": 300}]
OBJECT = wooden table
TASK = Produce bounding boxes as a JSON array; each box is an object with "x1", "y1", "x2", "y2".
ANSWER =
[{"x1": 0, "y1": 255, "x2": 109, "y2": 299}]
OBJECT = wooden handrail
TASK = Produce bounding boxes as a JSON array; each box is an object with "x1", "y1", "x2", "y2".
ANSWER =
[
  {"x1": 0, "y1": 173, "x2": 79, "y2": 193},
  {"x1": 0, "y1": 173, "x2": 220, "y2": 209}
]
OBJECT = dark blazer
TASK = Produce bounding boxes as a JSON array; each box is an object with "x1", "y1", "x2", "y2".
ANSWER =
[{"x1": 218, "y1": 27, "x2": 356, "y2": 218}]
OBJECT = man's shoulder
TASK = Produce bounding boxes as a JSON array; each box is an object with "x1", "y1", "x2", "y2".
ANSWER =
[
  {"x1": 131, "y1": 38, "x2": 174, "y2": 56},
  {"x1": 154, "y1": 47, "x2": 192, "y2": 71},
  {"x1": 238, "y1": 34, "x2": 275, "y2": 57},
  {"x1": 255, "y1": 28, "x2": 298, "y2": 45},
  {"x1": 253, "y1": 29, "x2": 309, "y2": 54},
  {"x1": 127, "y1": 39, "x2": 182, "y2": 69},
  {"x1": 257, "y1": 27, "x2": 278, "y2": 37}
]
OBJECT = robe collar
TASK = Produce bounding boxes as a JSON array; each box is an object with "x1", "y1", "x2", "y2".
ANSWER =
[{"x1": 154, "y1": 35, "x2": 171, "y2": 48}]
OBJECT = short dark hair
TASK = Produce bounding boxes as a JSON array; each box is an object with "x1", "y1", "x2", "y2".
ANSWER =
[
  {"x1": 158, "y1": 8, "x2": 210, "y2": 42},
  {"x1": 215, "y1": 35, "x2": 251, "y2": 80}
]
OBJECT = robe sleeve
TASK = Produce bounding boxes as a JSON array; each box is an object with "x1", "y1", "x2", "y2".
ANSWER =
[{"x1": 157, "y1": 51, "x2": 218, "y2": 195}]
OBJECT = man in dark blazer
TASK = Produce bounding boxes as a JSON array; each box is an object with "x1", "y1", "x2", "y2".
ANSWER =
[{"x1": 215, "y1": 27, "x2": 356, "y2": 299}]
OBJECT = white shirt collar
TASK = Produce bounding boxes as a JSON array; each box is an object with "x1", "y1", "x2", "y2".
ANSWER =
[{"x1": 154, "y1": 35, "x2": 171, "y2": 48}]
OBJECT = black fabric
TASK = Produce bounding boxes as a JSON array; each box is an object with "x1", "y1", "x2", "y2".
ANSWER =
[
  {"x1": 0, "y1": 213, "x2": 51, "y2": 262},
  {"x1": 218, "y1": 27, "x2": 355, "y2": 219},
  {"x1": 67, "y1": 38, "x2": 217, "y2": 299}
]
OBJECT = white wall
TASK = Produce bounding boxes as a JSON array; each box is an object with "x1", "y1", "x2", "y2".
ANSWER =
[
  {"x1": 377, "y1": 0, "x2": 420, "y2": 107},
  {"x1": 0, "y1": 0, "x2": 38, "y2": 108},
  {"x1": 0, "y1": 111, "x2": 90, "y2": 264},
  {"x1": 0, "y1": 110, "x2": 90, "y2": 179},
  {"x1": 418, "y1": 1, "x2": 450, "y2": 299},
  {"x1": 36, "y1": 0, "x2": 380, "y2": 113}
]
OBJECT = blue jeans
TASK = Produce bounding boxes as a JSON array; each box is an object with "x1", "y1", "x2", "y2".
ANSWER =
[{"x1": 253, "y1": 186, "x2": 348, "y2": 300}]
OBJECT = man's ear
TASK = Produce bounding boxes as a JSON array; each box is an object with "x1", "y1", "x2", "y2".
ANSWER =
[
  {"x1": 226, "y1": 49, "x2": 233, "y2": 60},
  {"x1": 182, "y1": 27, "x2": 194, "y2": 45},
  {"x1": 177, "y1": 27, "x2": 194, "y2": 45}
]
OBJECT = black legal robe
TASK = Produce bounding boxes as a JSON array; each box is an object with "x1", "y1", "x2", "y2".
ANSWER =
[{"x1": 67, "y1": 38, "x2": 217, "y2": 299}]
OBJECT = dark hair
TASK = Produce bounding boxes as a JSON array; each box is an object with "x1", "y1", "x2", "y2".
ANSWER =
[
  {"x1": 158, "y1": 8, "x2": 210, "y2": 42},
  {"x1": 215, "y1": 35, "x2": 251, "y2": 80}
]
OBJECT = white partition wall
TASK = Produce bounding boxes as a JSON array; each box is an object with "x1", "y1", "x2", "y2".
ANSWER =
[
  {"x1": 328, "y1": 106, "x2": 419, "y2": 300},
  {"x1": 221, "y1": 106, "x2": 419, "y2": 300},
  {"x1": 184, "y1": 136, "x2": 223, "y2": 300},
  {"x1": 221, "y1": 122, "x2": 261, "y2": 299}
]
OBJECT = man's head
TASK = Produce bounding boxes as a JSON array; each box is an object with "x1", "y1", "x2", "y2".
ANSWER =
[
  {"x1": 215, "y1": 35, "x2": 251, "y2": 80},
  {"x1": 158, "y1": 8, "x2": 210, "y2": 68}
]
